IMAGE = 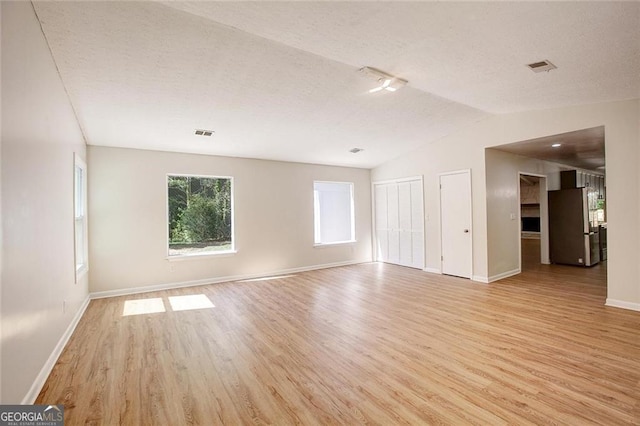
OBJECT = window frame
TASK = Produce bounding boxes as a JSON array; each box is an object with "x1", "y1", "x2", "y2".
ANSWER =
[
  {"x1": 313, "y1": 180, "x2": 356, "y2": 247},
  {"x1": 74, "y1": 153, "x2": 89, "y2": 282},
  {"x1": 166, "y1": 173, "x2": 236, "y2": 260}
]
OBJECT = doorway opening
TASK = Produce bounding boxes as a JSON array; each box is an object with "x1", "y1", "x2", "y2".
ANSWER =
[
  {"x1": 490, "y1": 126, "x2": 607, "y2": 295},
  {"x1": 518, "y1": 173, "x2": 549, "y2": 271}
]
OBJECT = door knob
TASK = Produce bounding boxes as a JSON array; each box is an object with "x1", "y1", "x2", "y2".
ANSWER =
[{"x1": 463, "y1": 229, "x2": 469, "y2": 233}]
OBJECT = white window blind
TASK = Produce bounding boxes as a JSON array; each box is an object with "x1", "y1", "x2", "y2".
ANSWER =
[{"x1": 313, "y1": 181, "x2": 355, "y2": 245}]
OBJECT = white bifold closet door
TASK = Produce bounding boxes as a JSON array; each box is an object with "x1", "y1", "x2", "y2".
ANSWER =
[{"x1": 374, "y1": 178, "x2": 424, "y2": 269}]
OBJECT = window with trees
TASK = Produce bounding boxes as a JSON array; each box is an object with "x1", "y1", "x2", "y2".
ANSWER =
[
  {"x1": 167, "y1": 175, "x2": 234, "y2": 256},
  {"x1": 313, "y1": 181, "x2": 355, "y2": 245}
]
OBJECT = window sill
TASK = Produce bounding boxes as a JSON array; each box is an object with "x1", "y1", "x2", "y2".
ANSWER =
[
  {"x1": 166, "y1": 250, "x2": 237, "y2": 261},
  {"x1": 314, "y1": 241, "x2": 356, "y2": 248}
]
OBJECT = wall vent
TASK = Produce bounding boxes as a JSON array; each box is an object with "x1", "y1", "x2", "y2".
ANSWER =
[
  {"x1": 195, "y1": 129, "x2": 214, "y2": 136},
  {"x1": 527, "y1": 60, "x2": 556, "y2": 73}
]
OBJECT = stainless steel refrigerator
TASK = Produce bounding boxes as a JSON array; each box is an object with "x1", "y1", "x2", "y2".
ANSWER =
[{"x1": 548, "y1": 188, "x2": 600, "y2": 266}]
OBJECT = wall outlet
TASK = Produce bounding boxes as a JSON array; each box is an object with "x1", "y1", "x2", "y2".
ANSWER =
[{"x1": 510, "y1": 213, "x2": 516, "y2": 220}]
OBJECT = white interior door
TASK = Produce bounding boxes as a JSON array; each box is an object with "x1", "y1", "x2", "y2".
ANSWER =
[
  {"x1": 398, "y1": 182, "x2": 413, "y2": 267},
  {"x1": 374, "y1": 178, "x2": 424, "y2": 269},
  {"x1": 387, "y1": 184, "x2": 400, "y2": 264},
  {"x1": 440, "y1": 171, "x2": 472, "y2": 278},
  {"x1": 374, "y1": 185, "x2": 389, "y2": 261},
  {"x1": 410, "y1": 180, "x2": 425, "y2": 269}
]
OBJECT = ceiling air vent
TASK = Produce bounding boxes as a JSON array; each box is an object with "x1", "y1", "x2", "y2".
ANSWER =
[
  {"x1": 195, "y1": 129, "x2": 214, "y2": 136},
  {"x1": 527, "y1": 60, "x2": 556, "y2": 73}
]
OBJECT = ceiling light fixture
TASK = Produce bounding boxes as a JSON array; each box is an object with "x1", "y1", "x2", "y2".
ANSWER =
[
  {"x1": 359, "y1": 67, "x2": 407, "y2": 93},
  {"x1": 551, "y1": 143, "x2": 562, "y2": 148}
]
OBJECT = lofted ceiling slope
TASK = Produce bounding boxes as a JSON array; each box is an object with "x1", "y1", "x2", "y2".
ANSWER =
[
  {"x1": 165, "y1": 1, "x2": 640, "y2": 114},
  {"x1": 33, "y1": 2, "x2": 640, "y2": 168}
]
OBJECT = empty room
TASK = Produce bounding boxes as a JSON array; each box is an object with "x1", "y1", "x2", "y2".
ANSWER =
[{"x1": 1, "y1": 1, "x2": 639, "y2": 425}]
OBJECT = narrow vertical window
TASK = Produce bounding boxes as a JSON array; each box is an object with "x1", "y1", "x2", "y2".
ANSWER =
[
  {"x1": 313, "y1": 181, "x2": 355, "y2": 245},
  {"x1": 74, "y1": 153, "x2": 88, "y2": 281}
]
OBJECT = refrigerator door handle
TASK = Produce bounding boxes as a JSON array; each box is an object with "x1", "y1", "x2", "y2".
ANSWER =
[
  {"x1": 584, "y1": 234, "x2": 591, "y2": 265},
  {"x1": 582, "y1": 187, "x2": 590, "y2": 234}
]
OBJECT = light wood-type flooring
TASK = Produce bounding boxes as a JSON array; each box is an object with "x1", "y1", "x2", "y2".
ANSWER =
[{"x1": 37, "y1": 248, "x2": 639, "y2": 425}]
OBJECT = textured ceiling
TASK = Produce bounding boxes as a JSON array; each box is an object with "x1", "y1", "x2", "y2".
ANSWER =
[
  {"x1": 33, "y1": 2, "x2": 640, "y2": 168},
  {"x1": 492, "y1": 126, "x2": 605, "y2": 171},
  {"x1": 164, "y1": 1, "x2": 640, "y2": 113}
]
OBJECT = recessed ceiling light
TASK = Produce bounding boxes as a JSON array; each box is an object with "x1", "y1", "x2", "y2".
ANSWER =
[
  {"x1": 551, "y1": 143, "x2": 562, "y2": 148},
  {"x1": 195, "y1": 129, "x2": 214, "y2": 137},
  {"x1": 349, "y1": 148, "x2": 364, "y2": 154}
]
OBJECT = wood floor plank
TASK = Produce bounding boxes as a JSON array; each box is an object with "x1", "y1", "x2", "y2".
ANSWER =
[{"x1": 36, "y1": 244, "x2": 640, "y2": 425}]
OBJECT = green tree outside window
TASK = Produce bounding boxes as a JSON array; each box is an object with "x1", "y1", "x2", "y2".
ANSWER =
[{"x1": 168, "y1": 175, "x2": 233, "y2": 256}]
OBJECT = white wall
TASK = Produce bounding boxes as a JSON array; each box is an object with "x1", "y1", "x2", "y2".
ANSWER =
[
  {"x1": 372, "y1": 117, "x2": 493, "y2": 280},
  {"x1": 637, "y1": 103, "x2": 640, "y2": 308},
  {"x1": 372, "y1": 99, "x2": 640, "y2": 308},
  {"x1": 0, "y1": 1, "x2": 3, "y2": 404},
  {"x1": 88, "y1": 146, "x2": 372, "y2": 294},
  {"x1": 1, "y1": 2, "x2": 88, "y2": 403}
]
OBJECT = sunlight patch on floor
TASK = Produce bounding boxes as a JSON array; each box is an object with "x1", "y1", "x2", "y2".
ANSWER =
[
  {"x1": 168, "y1": 294, "x2": 215, "y2": 311},
  {"x1": 123, "y1": 298, "x2": 166, "y2": 316}
]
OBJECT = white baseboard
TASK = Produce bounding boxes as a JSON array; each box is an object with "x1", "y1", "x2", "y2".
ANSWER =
[
  {"x1": 605, "y1": 298, "x2": 640, "y2": 312},
  {"x1": 91, "y1": 260, "x2": 364, "y2": 299},
  {"x1": 487, "y1": 268, "x2": 521, "y2": 283},
  {"x1": 471, "y1": 275, "x2": 489, "y2": 283},
  {"x1": 22, "y1": 295, "x2": 91, "y2": 404},
  {"x1": 423, "y1": 267, "x2": 441, "y2": 274}
]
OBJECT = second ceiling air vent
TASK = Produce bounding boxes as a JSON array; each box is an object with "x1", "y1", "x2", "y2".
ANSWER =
[{"x1": 526, "y1": 60, "x2": 557, "y2": 73}]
